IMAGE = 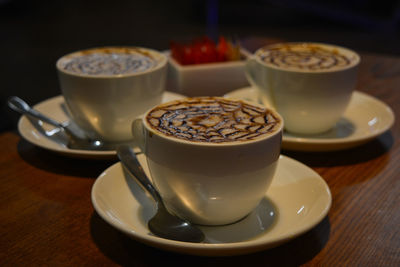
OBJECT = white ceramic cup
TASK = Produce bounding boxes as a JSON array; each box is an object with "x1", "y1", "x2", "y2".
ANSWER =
[
  {"x1": 246, "y1": 42, "x2": 360, "y2": 135},
  {"x1": 132, "y1": 97, "x2": 283, "y2": 225},
  {"x1": 56, "y1": 47, "x2": 168, "y2": 143}
]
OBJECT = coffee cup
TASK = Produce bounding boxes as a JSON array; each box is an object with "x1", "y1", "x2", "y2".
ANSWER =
[
  {"x1": 132, "y1": 97, "x2": 283, "y2": 225},
  {"x1": 246, "y1": 42, "x2": 360, "y2": 135},
  {"x1": 56, "y1": 46, "x2": 168, "y2": 143}
]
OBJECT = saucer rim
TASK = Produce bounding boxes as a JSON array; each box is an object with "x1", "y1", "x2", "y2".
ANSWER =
[
  {"x1": 225, "y1": 87, "x2": 395, "y2": 151},
  {"x1": 91, "y1": 155, "x2": 332, "y2": 256},
  {"x1": 17, "y1": 91, "x2": 186, "y2": 159}
]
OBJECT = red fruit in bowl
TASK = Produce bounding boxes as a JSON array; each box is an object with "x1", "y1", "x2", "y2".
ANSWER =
[{"x1": 170, "y1": 36, "x2": 240, "y2": 65}]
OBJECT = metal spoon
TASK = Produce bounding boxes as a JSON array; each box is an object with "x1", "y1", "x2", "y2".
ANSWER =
[
  {"x1": 117, "y1": 145, "x2": 205, "y2": 243},
  {"x1": 8, "y1": 96, "x2": 119, "y2": 151}
]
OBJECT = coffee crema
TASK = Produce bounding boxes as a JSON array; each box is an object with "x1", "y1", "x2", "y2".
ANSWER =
[
  {"x1": 146, "y1": 97, "x2": 281, "y2": 143},
  {"x1": 257, "y1": 43, "x2": 357, "y2": 71},
  {"x1": 59, "y1": 47, "x2": 158, "y2": 76}
]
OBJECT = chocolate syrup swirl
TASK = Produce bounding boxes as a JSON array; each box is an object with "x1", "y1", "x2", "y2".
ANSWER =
[
  {"x1": 61, "y1": 48, "x2": 158, "y2": 75},
  {"x1": 146, "y1": 97, "x2": 281, "y2": 143},
  {"x1": 258, "y1": 44, "x2": 354, "y2": 71}
]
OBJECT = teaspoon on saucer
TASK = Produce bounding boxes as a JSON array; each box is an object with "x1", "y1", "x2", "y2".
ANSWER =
[
  {"x1": 8, "y1": 96, "x2": 121, "y2": 151},
  {"x1": 117, "y1": 145, "x2": 205, "y2": 243}
]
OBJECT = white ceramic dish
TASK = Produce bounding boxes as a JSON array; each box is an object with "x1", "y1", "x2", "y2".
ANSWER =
[
  {"x1": 225, "y1": 87, "x2": 395, "y2": 152},
  {"x1": 91, "y1": 154, "x2": 332, "y2": 256},
  {"x1": 165, "y1": 49, "x2": 251, "y2": 97},
  {"x1": 17, "y1": 92, "x2": 186, "y2": 159}
]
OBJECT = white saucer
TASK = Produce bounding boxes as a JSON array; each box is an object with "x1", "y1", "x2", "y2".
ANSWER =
[
  {"x1": 225, "y1": 87, "x2": 395, "y2": 152},
  {"x1": 17, "y1": 91, "x2": 186, "y2": 159},
  {"x1": 91, "y1": 154, "x2": 331, "y2": 256}
]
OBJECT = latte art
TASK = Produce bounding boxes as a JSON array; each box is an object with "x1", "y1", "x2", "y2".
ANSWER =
[
  {"x1": 258, "y1": 43, "x2": 356, "y2": 71},
  {"x1": 59, "y1": 48, "x2": 158, "y2": 76},
  {"x1": 146, "y1": 97, "x2": 281, "y2": 143}
]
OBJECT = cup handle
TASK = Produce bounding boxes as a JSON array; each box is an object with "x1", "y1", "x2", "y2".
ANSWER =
[
  {"x1": 245, "y1": 56, "x2": 261, "y2": 88},
  {"x1": 132, "y1": 118, "x2": 146, "y2": 153},
  {"x1": 245, "y1": 56, "x2": 275, "y2": 109}
]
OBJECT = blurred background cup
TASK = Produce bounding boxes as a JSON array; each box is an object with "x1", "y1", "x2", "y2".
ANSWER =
[
  {"x1": 56, "y1": 46, "x2": 167, "y2": 143},
  {"x1": 246, "y1": 42, "x2": 360, "y2": 135}
]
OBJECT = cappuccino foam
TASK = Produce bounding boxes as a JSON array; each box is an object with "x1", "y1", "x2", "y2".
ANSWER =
[
  {"x1": 59, "y1": 47, "x2": 159, "y2": 76},
  {"x1": 257, "y1": 43, "x2": 358, "y2": 71},
  {"x1": 146, "y1": 97, "x2": 281, "y2": 143}
]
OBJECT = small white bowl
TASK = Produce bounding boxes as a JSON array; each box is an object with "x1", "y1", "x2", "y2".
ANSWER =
[{"x1": 166, "y1": 49, "x2": 251, "y2": 97}]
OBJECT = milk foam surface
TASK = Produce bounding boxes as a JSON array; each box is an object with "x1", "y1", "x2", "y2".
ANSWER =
[
  {"x1": 59, "y1": 48, "x2": 158, "y2": 76},
  {"x1": 257, "y1": 43, "x2": 357, "y2": 71},
  {"x1": 146, "y1": 97, "x2": 281, "y2": 143}
]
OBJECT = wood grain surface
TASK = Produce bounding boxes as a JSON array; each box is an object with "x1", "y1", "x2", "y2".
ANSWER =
[{"x1": 0, "y1": 42, "x2": 399, "y2": 266}]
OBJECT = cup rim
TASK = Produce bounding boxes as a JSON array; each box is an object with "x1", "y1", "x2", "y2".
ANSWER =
[
  {"x1": 252, "y1": 42, "x2": 360, "y2": 73},
  {"x1": 56, "y1": 46, "x2": 168, "y2": 78},
  {"x1": 141, "y1": 96, "x2": 284, "y2": 147}
]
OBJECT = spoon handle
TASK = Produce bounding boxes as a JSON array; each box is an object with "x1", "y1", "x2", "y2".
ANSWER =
[
  {"x1": 117, "y1": 145, "x2": 162, "y2": 204},
  {"x1": 8, "y1": 96, "x2": 63, "y2": 128}
]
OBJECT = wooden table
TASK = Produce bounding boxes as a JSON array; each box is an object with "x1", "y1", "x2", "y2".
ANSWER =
[{"x1": 1, "y1": 43, "x2": 399, "y2": 266}]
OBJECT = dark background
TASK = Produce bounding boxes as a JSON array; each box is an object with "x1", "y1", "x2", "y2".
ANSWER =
[{"x1": 2, "y1": 0, "x2": 400, "y2": 132}]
